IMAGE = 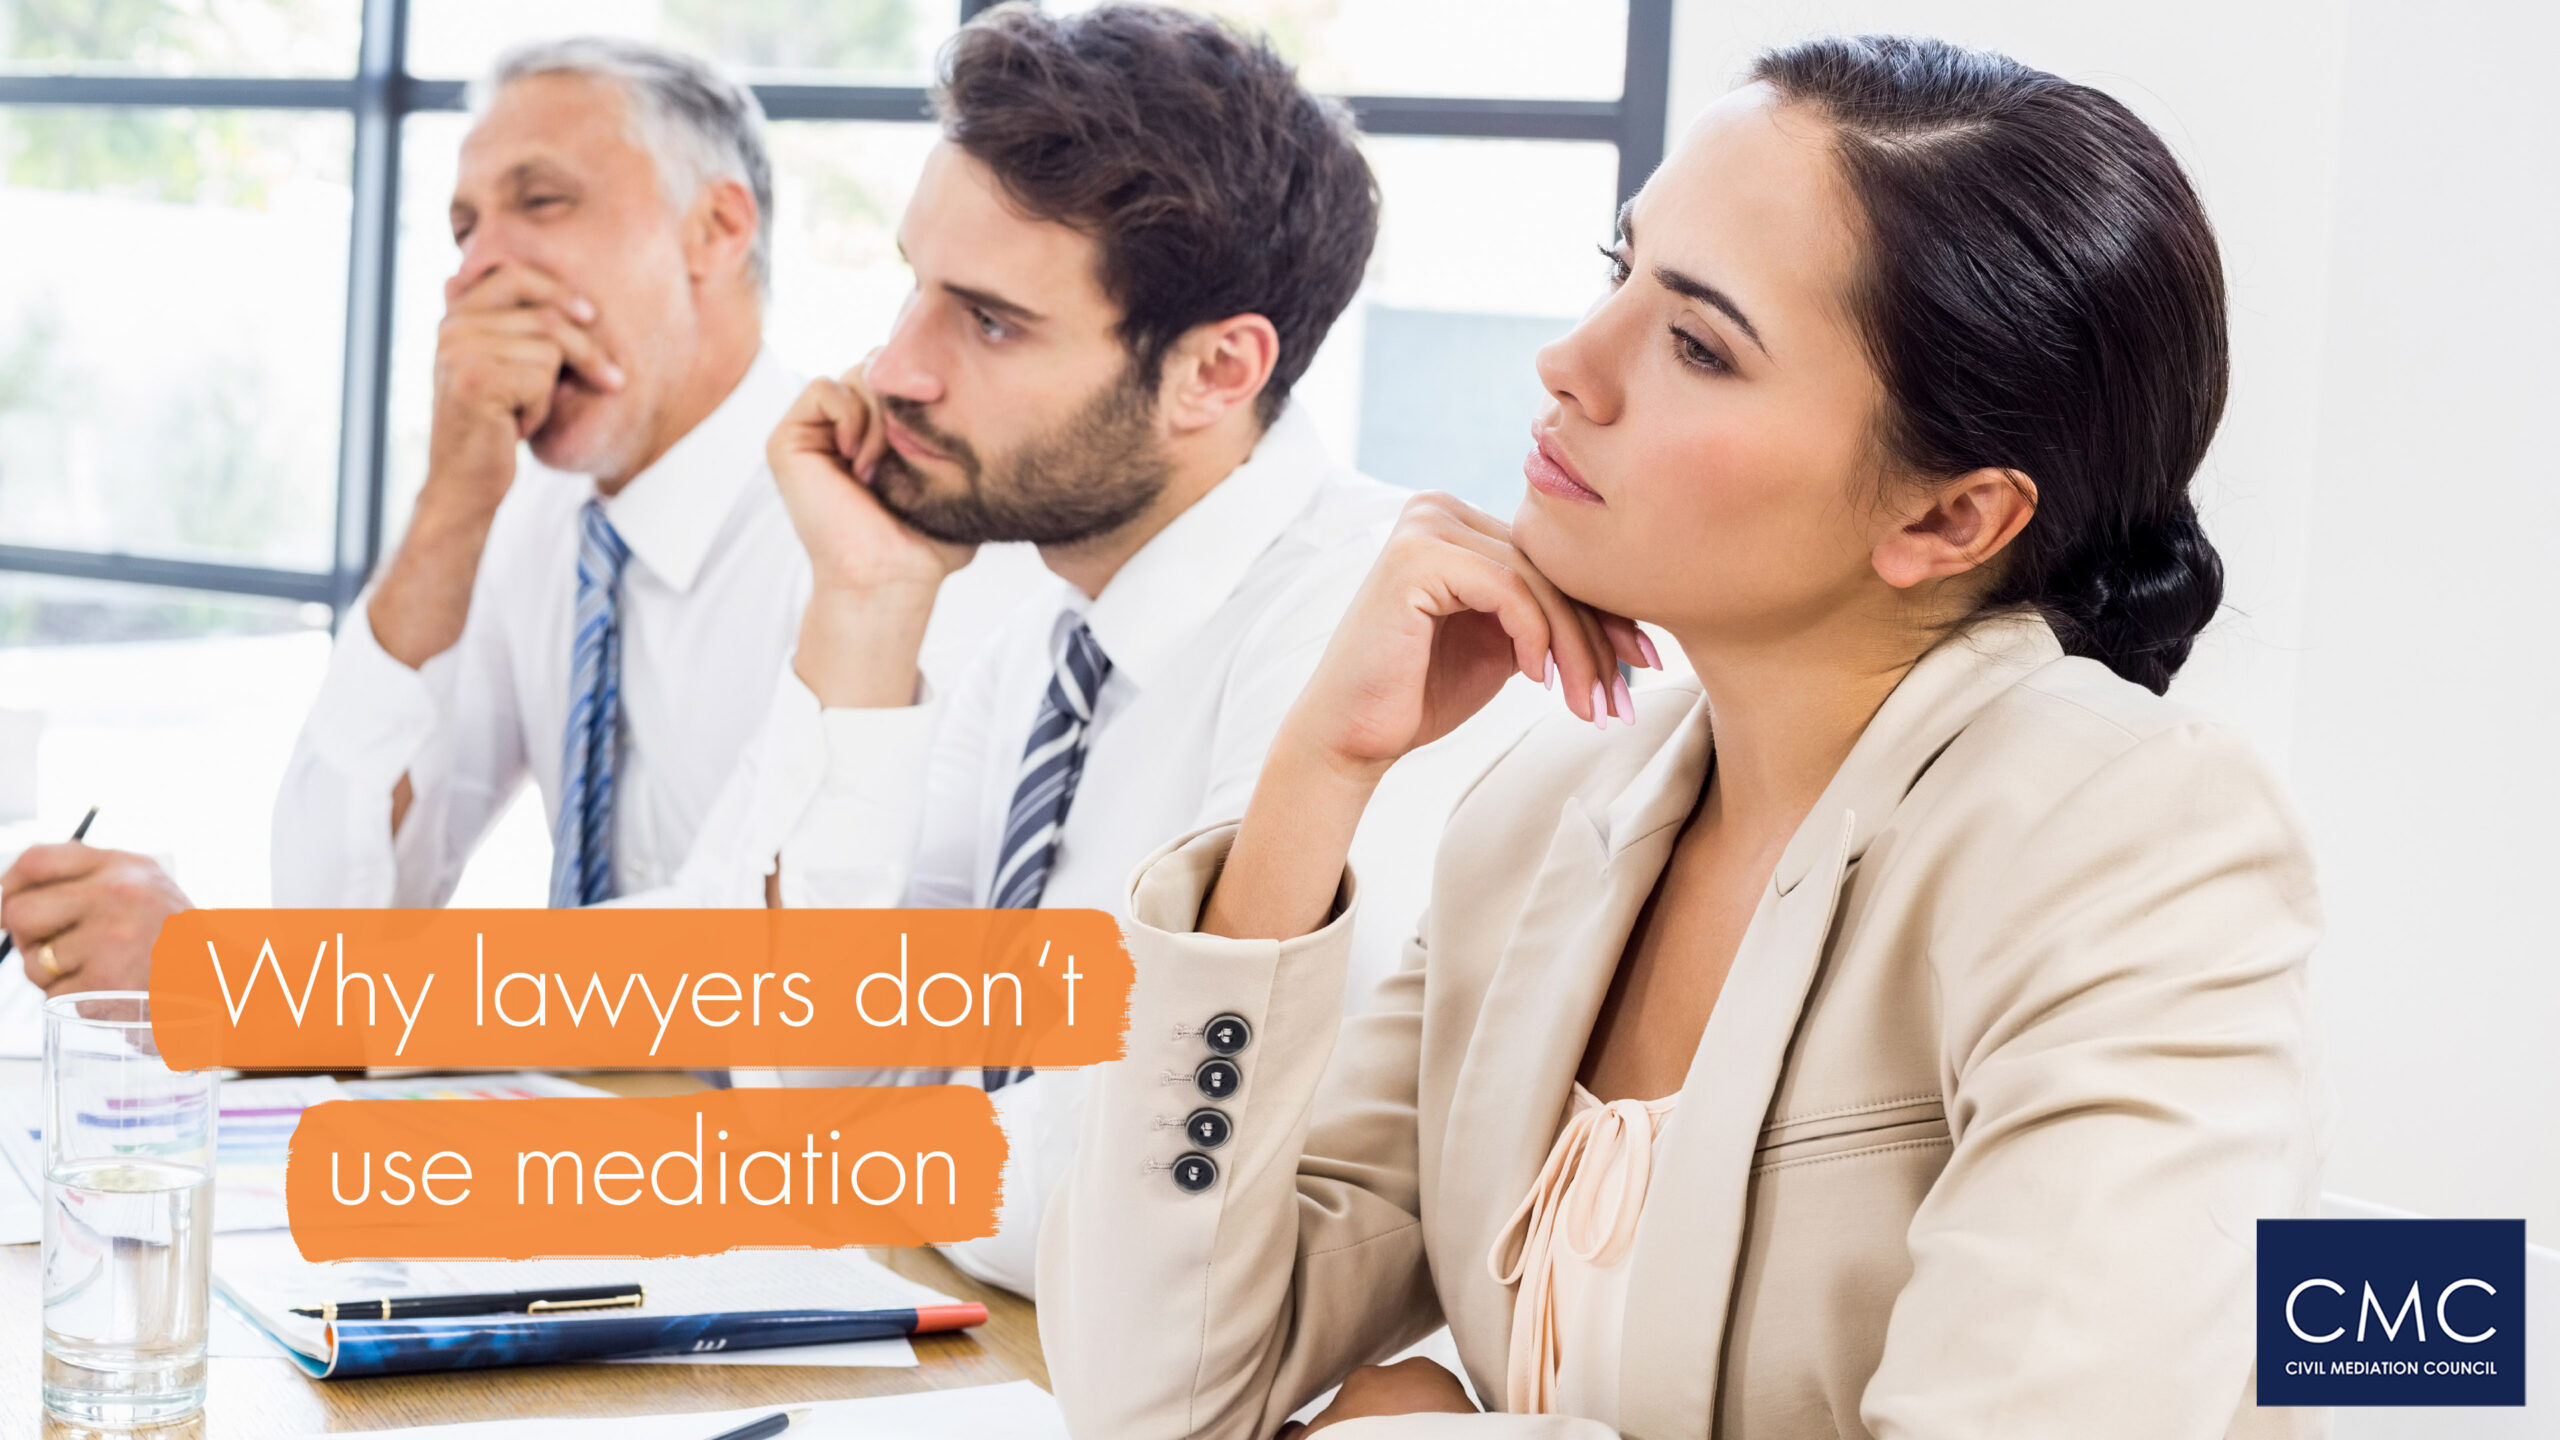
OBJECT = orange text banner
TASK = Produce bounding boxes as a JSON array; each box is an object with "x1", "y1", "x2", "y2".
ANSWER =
[
  {"x1": 148, "y1": 908, "x2": 1131, "y2": 1071},
  {"x1": 285, "y1": 1086, "x2": 1004, "y2": 1260}
]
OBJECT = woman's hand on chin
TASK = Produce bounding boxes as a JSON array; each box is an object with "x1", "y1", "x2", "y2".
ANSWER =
[
  {"x1": 1281, "y1": 1358, "x2": 1479, "y2": 1437},
  {"x1": 1289, "y1": 491, "x2": 1653, "y2": 784},
  {"x1": 1202, "y1": 492, "x2": 1658, "y2": 944}
]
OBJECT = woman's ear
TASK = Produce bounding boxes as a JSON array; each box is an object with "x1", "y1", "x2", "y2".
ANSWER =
[
  {"x1": 1158, "y1": 313, "x2": 1281, "y2": 435},
  {"x1": 1870, "y1": 467, "x2": 2038, "y2": 590}
]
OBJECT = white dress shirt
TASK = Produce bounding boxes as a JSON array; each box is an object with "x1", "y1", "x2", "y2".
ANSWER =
[
  {"x1": 654, "y1": 405, "x2": 1550, "y2": 1298},
  {"x1": 271, "y1": 350, "x2": 811, "y2": 907}
]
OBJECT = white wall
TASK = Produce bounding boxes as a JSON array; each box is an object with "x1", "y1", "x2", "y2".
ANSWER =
[
  {"x1": 2284, "y1": 0, "x2": 2560, "y2": 1246},
  {"x1": 1668, "y1": 0, "x2": 2555, "y2": 1242}
]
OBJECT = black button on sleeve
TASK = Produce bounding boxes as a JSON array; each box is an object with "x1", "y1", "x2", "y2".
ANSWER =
[
  {"x1": 1185, "y1": 1107, "x2": 1232, "y2": 1149},
  {"x1": 1195, "y1": 1057, "x2": 1241, "y2": 1101},
  {"x1": 1203, "y1": 1013, "x2": 1253, "y2": 1056},
  {"x1": 1172, "y1": 1152, "x2": 1219, "y2": 1193}
]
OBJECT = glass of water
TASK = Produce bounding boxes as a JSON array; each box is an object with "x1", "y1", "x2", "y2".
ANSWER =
[{"x1": 41, "y1": 991, "x2": 215, "y2": 1427}]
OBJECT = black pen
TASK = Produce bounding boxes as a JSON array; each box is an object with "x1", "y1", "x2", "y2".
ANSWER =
[
  {"x1": 288, "y1": 1283, "x2": 645, "y2": 1321},
  {"x1": 0, "y1": 806, "x2": 99, "y2": 965},
  {"x1": 698, "y1": 1409, "x2": 808, "y2": 1440}
]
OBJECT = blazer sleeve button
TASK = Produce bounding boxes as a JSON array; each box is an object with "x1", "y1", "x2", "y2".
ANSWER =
[
  {"x1": 1172, "y1": 1152, "x2": 1219, "y2": 1193},
  {"x1": 1185, "y1": 1107, "x2": 1232, "y2": 1149},
  {"x1": 1195, "y1": 1057, "x2": 1241, "y2": 1100},
  {"x1": 1203, "y1": 1013, "x2": 1252, "y2": 1055}
]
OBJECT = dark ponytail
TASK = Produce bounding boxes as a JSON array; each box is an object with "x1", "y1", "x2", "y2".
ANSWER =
[{"x1": 1750, "y1": 35, "x2": 2228, "y2": 694}]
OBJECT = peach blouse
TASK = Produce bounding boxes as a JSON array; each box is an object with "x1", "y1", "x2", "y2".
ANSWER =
[{"x1": 1487, "y1": 1081, "x2": 1682, "y2": 1420}]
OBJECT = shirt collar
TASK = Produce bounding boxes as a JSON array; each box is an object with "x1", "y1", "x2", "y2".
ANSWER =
[
  {"x1": 1067, "y1": 402, "x2": 1333, "y2": 691},
  {"x1": 598, "y1": 347, "x2": 801, "y2": 594}
]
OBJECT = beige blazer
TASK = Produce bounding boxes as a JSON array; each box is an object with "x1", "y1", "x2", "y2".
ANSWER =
[{"x1": 1039, "y1": 613, "x2": 2327, "y2": 1440}]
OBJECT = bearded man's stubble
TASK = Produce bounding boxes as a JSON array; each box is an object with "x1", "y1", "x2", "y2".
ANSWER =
[{"x1": 866, "y1": 359, "x2": 1171, "y2": 547}]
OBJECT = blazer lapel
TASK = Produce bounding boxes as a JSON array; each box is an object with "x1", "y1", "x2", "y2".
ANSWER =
[
  {"x1": 1613, "y1": 613, "x2": 2067, "y2": 1440},
  {"x1": 1438, "y1": 693, "x2": 1716, "y2": 1399},
  {"x1": 1614, "y1": 808, "x2": 1856, "y2": 1440}
]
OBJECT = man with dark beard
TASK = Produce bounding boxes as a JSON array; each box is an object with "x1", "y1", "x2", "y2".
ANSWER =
[{"x1": 646, "y1": 4, "x2": 1542, "y2": 1298}]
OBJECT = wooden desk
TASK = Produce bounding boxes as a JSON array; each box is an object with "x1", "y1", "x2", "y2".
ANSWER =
[{"x1": 0, "y1": 1072, "x2": 1045, "y2": 1439}]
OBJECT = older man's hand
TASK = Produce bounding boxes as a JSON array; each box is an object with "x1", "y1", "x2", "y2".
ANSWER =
[{"x1": 0, "y1": 844, "x2": 190, "y2": 996}]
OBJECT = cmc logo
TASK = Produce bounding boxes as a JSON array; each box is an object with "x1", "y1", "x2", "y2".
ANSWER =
[{"x1": 2259, "y1": 1219, "x2": 2525, "y2": 1406}]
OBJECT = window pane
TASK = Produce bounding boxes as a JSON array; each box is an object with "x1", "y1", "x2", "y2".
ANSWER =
[
  {"x1": 382, "y1": 109, "x2": 465, "y2": 549},
  {"x1": 1290, "y1": 136, "x2": 1615, "y2": 515},
  {"x1": 0, "y1": 106, "x2": 350, "y2": 570},
  {"x1": 383, "y1": 113, "x2": 933, "y2": 544},
  {"x1": 761, "y1": 120, "x2": 935, "y2": 375},
  {"x1": 406, "y1": 0, "x2": 957, "y2": 82},
  {"x1": 1052, "y1": 0, "x2": 1628, "y2": 101},
  {"x1": 0, "y1": 0, "x2": 360, "y2": 77},
  {"x1": 0, "y1": 571, "x2": 325, "y2": 644},
  {"x1": 0, "y1": 573, "x2": 332, "y2": 907},
  {"x1": 388, "y1": 123, "x2": 1610, "y2": 542}
]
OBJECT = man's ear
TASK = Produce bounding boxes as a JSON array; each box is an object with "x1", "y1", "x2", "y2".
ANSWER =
[
  {"x1": 683, "y1": 176, "x2": 761, "y2": 289},
  {"x1": 1157, "y1": 313, "x2": 1280, "y2": 434},
  {"x1": 1870, "y1": 467, "x2": 2038, "y2": 590}
]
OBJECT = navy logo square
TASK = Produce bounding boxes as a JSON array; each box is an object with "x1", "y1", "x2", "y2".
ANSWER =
[{"x1": 2259, "y1": 1218, "x2": 2525, "y2": 1406}]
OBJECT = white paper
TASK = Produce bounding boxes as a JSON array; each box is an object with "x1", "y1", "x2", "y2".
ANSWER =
[
  {"x1": 182, "y1": 1070, "x2": 610, "y2": 1234},
  {"x1": 0, "y1": 818, "x2": 74, "y2": 1059},
  {"x1": 0, "y1": 1084, "x2": 39, "y2": 1234},
  {"x1": 0, "y1": 1137, "x2": 35, "y2": 1243},
  {"x1": 0, "y1": 957, "x2": 42, "y2": 1060},
  {"x1": 338, "y1": 1072, "x2": 615, "y2": 1102},
  {"x1": 0, "y1": 1072, "x2": 372, "y2": 1236},
  {"x1": 208, "y1": 1074, "x2": 346, "y2": 1231},
  {"x1": 282, "y1": 1381, "x2": 1067, "y2": 1440}
]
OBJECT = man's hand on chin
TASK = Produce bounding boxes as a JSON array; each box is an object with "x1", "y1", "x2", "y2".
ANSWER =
[
  {"x1": 771, "y1": 360, "x2": 977, "y2": 710},
  {"x1": 373, "y1": 260, "x2": 625, "y2": 671},
  {"x1": 768, "y1": 359, "x2": 978, "y2": 597},
  {"x1": 0, "y1": 844, "x2": 191, "y2": 997}
]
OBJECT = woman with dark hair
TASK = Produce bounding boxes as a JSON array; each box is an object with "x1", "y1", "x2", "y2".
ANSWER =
[{"x1": 1038, "y1": 34, "x2": 2321, "y2": 1440}]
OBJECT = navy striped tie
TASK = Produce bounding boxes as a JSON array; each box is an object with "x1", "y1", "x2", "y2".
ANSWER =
[
  {"x1": 983, "y1": 618, "x2": 1111, "y2": 1090},
  {"x1": 549, "y1": 499, "x2": 631, "y2": 908}
]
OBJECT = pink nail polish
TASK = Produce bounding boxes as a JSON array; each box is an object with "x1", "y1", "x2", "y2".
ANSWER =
[
  {"x1": 1613, "y1": 674, "x2": 1634, "y2": 725},
  {"x1": 1590, "y1": 680, "x2": 1609, "y2": 730},
  {"x1": 1636, "y1": 631, "x2": 1662, "y2": 670},
  {"x1": 1544, "y1": 652, "x2": 1557, "y2": 690}
]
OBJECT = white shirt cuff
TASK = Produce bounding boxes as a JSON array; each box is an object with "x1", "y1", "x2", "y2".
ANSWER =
[
  {"x1": 754, "y1": 666, "x2": 939, "y2": 906},
  {"x1": 305, "y1": 605, "x2": 441, "y2": 784}
]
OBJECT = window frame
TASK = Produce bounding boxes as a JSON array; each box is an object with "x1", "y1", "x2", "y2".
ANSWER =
[{"x1": 0, "y1": 0, "x2": 1672, "y2": 616}]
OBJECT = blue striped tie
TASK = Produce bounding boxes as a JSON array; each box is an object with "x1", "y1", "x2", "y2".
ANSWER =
[
  {"x1": 983, "y1": 618, "x2": 1111, "y2": 1090},
  {"x1": 549, "y1": 499, "x2": 631, "y2": 908}
]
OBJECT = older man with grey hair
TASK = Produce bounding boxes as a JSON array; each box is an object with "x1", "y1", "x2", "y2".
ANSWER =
[{"x1": 271, "y1": 37, "x2": 809, "y2": 909}]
